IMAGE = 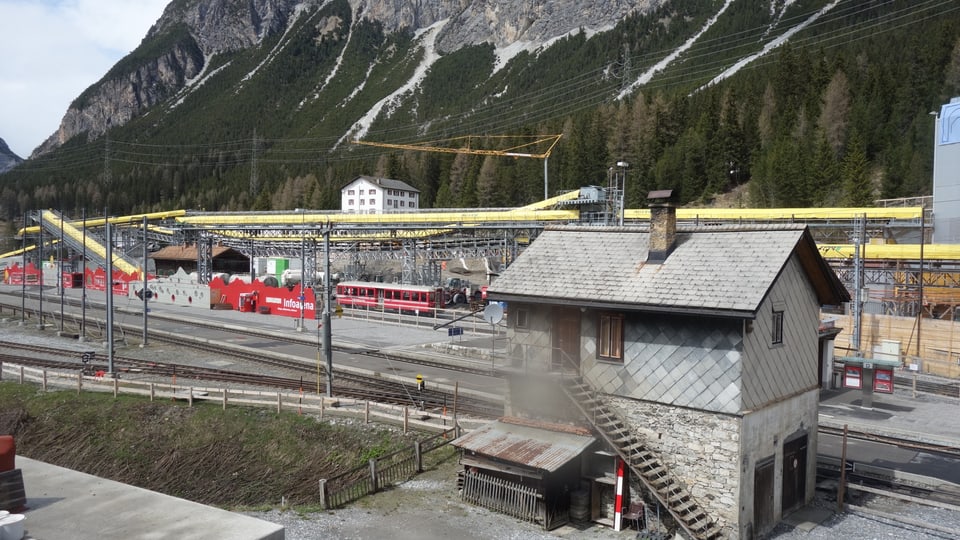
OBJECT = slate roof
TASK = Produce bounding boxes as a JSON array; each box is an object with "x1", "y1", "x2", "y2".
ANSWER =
[
  {"x1": 344, "y1": 175, "x2": 420, "y2": 193},
  {"x1": 487, "y1": 224, "x2": 849, "y2": 317}
]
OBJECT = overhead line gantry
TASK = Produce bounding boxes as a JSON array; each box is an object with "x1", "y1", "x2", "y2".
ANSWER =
[{"x1": 352, "y1": 134, "x2": 563, "y2": 200}]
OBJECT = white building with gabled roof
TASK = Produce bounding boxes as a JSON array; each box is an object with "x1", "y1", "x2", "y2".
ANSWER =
[{"x1": 341, "y1": 175, "x2": 420, "y2": 213}]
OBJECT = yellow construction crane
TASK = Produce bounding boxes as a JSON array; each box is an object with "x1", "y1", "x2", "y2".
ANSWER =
[{"x1": 353, "y1": 134, "x2": 562, "y2": 199}]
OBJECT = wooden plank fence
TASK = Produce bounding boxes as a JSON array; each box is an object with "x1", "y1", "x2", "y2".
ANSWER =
[
  {"x1": 318, "y1": 428, "x2": 457, "y2": 509},
  {"x1": 832, "y1": 313, "x2": 960, "y2": 377},
  {"x1": 459, "y1": 470, "x2": 543, "y2": 525}
]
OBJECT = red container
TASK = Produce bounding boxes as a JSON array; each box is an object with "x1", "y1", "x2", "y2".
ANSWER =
[{"x1": 0, "y1": 435, "x2": 14, "y2": 472}]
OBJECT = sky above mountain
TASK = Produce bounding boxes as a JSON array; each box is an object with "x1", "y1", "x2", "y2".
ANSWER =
[{"x1": 0, "y1": 0, "x2": 168, "y2": 158}]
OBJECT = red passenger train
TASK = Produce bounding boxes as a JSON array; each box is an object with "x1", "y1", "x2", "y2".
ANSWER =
[{"x1": 335, "y1": 281, "x2": 445, "y2": 312}]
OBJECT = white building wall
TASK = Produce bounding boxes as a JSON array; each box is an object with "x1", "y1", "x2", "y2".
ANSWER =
[
  {"x1": 341, "y1": 177, "x2": 419, "y2": 213},
  {"x1": 933, "y1": 99, "x2": 960, "y2": 243},
  {"x1": 738, "y1": 389, "x2": 819, "y2": 538}
]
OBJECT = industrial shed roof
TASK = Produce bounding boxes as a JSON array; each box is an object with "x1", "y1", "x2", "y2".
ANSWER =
[
  {"x1": 452, "y1": 418, "x2": 595, "y2": 473},
  {"x1": 149, "y1": 244, "x2": 244, "y2": 261}
]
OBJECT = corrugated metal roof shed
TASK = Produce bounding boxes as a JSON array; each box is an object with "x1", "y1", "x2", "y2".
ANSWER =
[{"x1": 452, "y1": 419, "x2": 596, "y2": 473}]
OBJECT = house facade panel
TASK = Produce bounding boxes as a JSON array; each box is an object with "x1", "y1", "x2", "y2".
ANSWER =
[
  {"x1": 741, "y1": 253, "x2": 821, "y2": 411},
  {"x1": 581, "y1": 312, "x2": 744, "y2": 414}
]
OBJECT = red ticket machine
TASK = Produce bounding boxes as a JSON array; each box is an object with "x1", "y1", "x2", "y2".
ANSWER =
[
  {"x1": 843, "y1": 365, "x2": 862, "y2": 389},
  {"x1": 873, "y1": 368, "x2": 894, "y2": 394}
]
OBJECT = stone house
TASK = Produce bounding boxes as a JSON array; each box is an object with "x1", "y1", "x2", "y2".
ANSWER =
[
  {"x1": 485, "y1": 194, "x2": 850, "y2": 539},
  {"x1": 340, "y1": 176, "x2": 420, "y2": 213}
]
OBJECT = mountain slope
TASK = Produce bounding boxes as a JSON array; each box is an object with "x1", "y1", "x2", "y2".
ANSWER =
[
  {"x1": 0, "y1": 138, "x2": 22, "y2": 174},
  {"x1": 3, "y1": 0, "x2": 957, "y2": 218}
]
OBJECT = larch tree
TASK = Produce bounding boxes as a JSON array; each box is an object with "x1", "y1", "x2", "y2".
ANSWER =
[{"x1": 818, "y1": 70, "x2": 851, "y2": 155}]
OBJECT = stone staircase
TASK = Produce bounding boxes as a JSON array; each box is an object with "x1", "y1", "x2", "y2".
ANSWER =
[{"x1": 561, "y1": 376, "x2": 724, "y2": 540}]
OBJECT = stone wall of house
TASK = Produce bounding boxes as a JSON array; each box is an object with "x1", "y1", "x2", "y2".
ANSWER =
[{"x1": 609, "y1": 396, "x2": 741, "y2": 536}]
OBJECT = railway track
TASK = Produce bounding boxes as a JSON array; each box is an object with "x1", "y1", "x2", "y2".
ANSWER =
[
  {"x1": 0, "y1": 340, "x2": 504, "y2": 418},
  {"x1": 817, "y1": 425, "x2": 960, "y2": 516},
  {"x1": 0, "y1": 292, "x2": 500, "y2": 377},
  {"x1": 819, "y1": 424, "x2": 960, "y2": 459}
]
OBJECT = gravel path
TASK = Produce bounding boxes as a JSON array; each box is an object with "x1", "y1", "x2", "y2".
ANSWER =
[{"x1": 244, "y1": 475, "x2": 960, "y2": 540}]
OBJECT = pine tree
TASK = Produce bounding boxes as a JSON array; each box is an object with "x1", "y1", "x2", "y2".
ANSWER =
[{"x1": 841, "y1": 131, "x2": 873, "y2": 206}]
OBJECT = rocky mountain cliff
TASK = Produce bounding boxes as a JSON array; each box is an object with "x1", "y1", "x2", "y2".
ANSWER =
[
  {"x1": 0, "y1": 138, "x2": 23, "y2": 174},
  {"x1": 33, "y1": 0, "x2": 655, "y2": 157},
  {"x1": 6, "y1": 0, "x2": 950, "y2": 218}
]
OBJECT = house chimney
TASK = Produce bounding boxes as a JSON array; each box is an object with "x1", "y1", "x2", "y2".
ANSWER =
[{"x1": 647, "y1": 189, "x2": 676, "y2": 264}]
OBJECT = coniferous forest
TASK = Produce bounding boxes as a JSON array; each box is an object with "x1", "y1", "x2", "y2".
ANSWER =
[{"x1": 1, "y1": 0, "x2": 957, "y2": 226}]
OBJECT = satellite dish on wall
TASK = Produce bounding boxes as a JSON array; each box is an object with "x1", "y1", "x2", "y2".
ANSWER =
[{"x1": 482, "y1": 303, "x2": 504, "y2": 325}]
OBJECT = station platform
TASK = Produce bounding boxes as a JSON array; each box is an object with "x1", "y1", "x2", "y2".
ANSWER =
[
  {"x1": 819, "y1": 385, "x2": 960, "y2": 447},
  {"x1": 11, "y1": 456, "x2": 283, "y2": 540}
]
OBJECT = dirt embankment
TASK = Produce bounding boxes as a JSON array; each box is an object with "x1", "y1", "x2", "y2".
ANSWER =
[{"x1": 0, "y1": 384, "x2": 427, "y2": 508}]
